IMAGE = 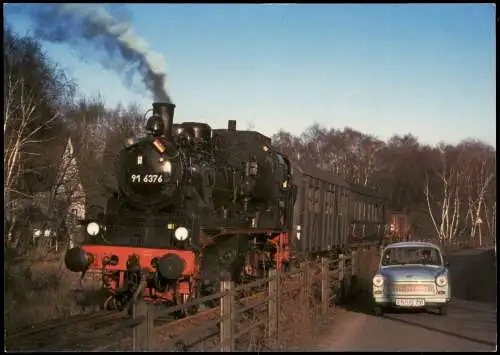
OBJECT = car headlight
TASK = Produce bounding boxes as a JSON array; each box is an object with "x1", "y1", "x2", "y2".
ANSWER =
[
  {"x1": 33, "y1": 229, "x2": 42, "y2": 237},
  {"x1": 373, "y1": 274, "x2": 384, "y2": 287},
  {"x1": 86, "y1": 222, "x2": 100, "y2": 236},
  {"x1": 174, "y1": 226, "x2": 189, "y2": 241},
  {"x1": 436, "y1": 275, "x2": 448, "y2": 286},
  {"x1": 44, "y1": 229, "x2": 52, "y2": 237}
]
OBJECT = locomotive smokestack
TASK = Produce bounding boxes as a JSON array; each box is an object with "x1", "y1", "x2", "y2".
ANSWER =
[
  {"x1": 153, "y1": 102, "x2": 176, "y2": 137},
  {"x1": 228, "y1": 120, "x2": 236, "y2": 131}
]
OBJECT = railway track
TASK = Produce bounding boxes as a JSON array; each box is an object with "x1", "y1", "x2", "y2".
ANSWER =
[
  {"x1": 5, "y1": 311, "x2": 126, "y2": 351},
  {"x1": 95, "y1": 289, "x2": 271, "y2": 351},
  {"x1": 5, "y1": 273, "x2": 305, "y2": 352},
  {"x1": 4, "y1": 293, "x2": 263, "y2": 352}
]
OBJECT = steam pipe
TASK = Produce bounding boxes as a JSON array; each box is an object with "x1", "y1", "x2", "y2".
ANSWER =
[{"x1": 153, "y1": 102, "x2": 176, "y2": 137}]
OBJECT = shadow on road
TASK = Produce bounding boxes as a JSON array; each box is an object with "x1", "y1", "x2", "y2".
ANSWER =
[{"x1": 382, "y1": 314, "x2": 497, "y2": 348}]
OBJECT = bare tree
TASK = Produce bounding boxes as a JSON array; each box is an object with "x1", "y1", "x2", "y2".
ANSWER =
[
  {"x1": 3, "y1": 74, "x2": 62, "y2": 246},
  {"x1": 4, "y1": 75, "x2": 55, "y2": 197},
  {"x1": 270, "y1": 120, "x2": 497, "y2": 247},
  {"x1": 460, "y1": 140, "x2": 496, "y2": 246},
  {"x1": 4, "y1": 27, "x2": 75, "y2": 250},
  {"x1": 272, "y1": 129, "x2": 303, "y2": 162},
  {"x1": 424, "y1": 144, "x2": 466, "y2": 244},
  {"x1": 354, "y1": 134, "x2": 385, "y2": 187}
]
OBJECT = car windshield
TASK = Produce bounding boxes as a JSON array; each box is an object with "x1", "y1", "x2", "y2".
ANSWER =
[{"x1": 381, "y1": 246, "x2": 442, "y2": 266}]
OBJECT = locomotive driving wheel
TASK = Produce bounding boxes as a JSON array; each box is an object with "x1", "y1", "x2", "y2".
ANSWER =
[
  {"x1": 173, "y1": 282, "x2": 200, "y2": 319},
  {"x1": 187, "y1": 280, "x2": 201, "y2": 316}
]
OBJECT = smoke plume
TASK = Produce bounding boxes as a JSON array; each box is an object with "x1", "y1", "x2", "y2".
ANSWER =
[{"x1": 26, "y1": 4, "x2": 171, "y2": 102}]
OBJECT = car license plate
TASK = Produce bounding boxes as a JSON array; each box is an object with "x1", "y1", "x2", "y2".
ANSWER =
[{"x1": 395, "y1": 298, "x2": 425, "y2": 307}]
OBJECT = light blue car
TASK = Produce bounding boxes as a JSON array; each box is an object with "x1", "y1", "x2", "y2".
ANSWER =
[{"x1": 372, "y1": 241, "x2": 451, "y2": 316}]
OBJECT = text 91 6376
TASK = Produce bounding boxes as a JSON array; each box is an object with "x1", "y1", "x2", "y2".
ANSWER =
[{"x1": 130, "y1": 174, "x2": 164, "y2": 183}]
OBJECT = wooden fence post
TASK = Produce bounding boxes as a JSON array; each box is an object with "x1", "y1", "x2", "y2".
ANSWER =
[
  {"x1": 351, "y1": 250, "x2": 357, "y2": 296},
  {"x1": 132, "y1": 300, "x2": 151, "y2": 351},
  {"x1": 267, "y1": 269, "x2": 279, "y2": 347},
  {"x1": 321, "y1": 256, "x2": 329, "y2": 314},
  {"x1": 338, "y1": 254, "x2": 345, "y2": 303},
  {"x1": 338, "y1": 254, "x2": 345, "y2": 281},
  {"x1": 300, "y1": 262, "x2": 310, "y2": 321},
  {"x1": 351, "y1": 250, "x2": 357, "y2": 277},
  {"x1": 220, "y1": 280, "x2": 234, "y2": 352}
]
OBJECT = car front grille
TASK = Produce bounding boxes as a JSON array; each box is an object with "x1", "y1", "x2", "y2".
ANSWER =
[{"x1": 391, "y1": 283, "x2": 436, "y2": 295}]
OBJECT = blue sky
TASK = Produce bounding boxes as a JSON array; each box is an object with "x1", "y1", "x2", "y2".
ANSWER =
[{"x1": 4, "y1": 4, "x2": 496, "y2": 147}]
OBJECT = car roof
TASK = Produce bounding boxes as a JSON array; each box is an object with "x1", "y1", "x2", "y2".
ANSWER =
[{"x1": 385, "y1": 241, "x2": 440, "y2": 249}]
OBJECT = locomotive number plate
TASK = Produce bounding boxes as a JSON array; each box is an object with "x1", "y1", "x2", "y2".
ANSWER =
[{"x1": 130, "y1": 174, "x2": 164, "y2": 183}]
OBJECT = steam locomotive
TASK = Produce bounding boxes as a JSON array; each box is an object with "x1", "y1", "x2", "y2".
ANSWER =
[
  {"x1": 64, "y1": 102, "x2": 390, "y2": 314},
  {"x1": 64, "y1": 102, "x2": 295, "y2": 313}
]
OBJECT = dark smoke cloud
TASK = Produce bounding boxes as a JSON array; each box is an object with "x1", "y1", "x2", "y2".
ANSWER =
[{"x1": 26, "y1": 4, "x2": 171, "y2": 102}]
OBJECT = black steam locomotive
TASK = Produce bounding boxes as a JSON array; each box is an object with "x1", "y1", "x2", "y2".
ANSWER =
[{"x1": 66, "y1": 102, "x2": 296, "y2": 311}]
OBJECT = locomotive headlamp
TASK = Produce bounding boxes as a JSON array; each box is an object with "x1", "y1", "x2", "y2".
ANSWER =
[
  {"x1": 86, "y1": 222, "x2": 100, "y2": 236},
  {"x1": 174, "y1": 226, "x2": 189, "y2": 241},
  {"x1": 161, "y1": 160, "x2": 172, "y2": 174}
]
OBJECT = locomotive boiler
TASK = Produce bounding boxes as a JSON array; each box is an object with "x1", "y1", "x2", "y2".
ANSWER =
[{"x1": 64, "y1": 102, "x2": 296, "y2": 313}]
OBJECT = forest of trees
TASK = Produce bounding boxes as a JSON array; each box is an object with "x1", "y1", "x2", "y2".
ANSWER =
[
  {"x1": 272, "y1": 125, "x2": 496, "y2": 246},
  {"x1": 4, "y1": 27, "x2": 497, "y2": 252}
]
